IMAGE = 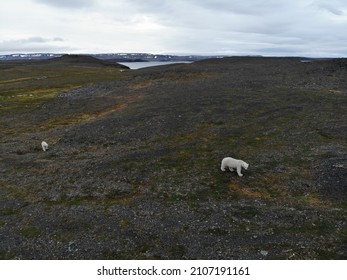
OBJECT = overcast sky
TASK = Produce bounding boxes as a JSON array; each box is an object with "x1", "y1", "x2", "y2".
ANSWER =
[{"x1": 1, "y1": 0, "x2": 347, "y2": 57}]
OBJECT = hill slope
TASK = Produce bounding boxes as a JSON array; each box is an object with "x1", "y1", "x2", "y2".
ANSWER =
[
  {"x1": 45, "y1": 54, "x2": 129, "y2": 68},
  {"x1": 0, "y1": 57, "x2": 346, "y2": 259}
]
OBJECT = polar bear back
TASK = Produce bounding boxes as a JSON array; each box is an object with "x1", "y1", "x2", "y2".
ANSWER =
[
  {"x1": 221, "y1": 157, "x2": 242, "y2": 171},
  {"x1": 221, "y1": 157, "x2": 248, "y2": 171}
]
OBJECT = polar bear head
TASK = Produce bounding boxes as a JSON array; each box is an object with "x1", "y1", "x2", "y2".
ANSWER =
[{"x1": 242, "y1": 161, "x2": 249, "y2": 170}]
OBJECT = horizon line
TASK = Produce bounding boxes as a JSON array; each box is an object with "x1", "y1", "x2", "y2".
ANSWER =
[{"x1": 1, "y1": 52, "x2": 346, "y2": 59}]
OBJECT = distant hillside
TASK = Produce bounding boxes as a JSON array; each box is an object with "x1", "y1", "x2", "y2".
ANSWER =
[{"x1": 45, "y1": 54, "x2": 129, "y2": 69}]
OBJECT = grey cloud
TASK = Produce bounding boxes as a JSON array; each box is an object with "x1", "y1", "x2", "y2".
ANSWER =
[
  {"x1": 0, "y1": 37, "x2": 67, "y2": 53},
  {"x1": 112, "y1": 0, "x2": 347, "y2": 56},
  {"x1": 2, "y1": 0, "x2": 347, "y2": 56},
  {"x1": 122, "y1": 0, "x2": 294, "y2": 36},
  {"x1": 316, "y1": 3, "x2": 344, "y2": 16},
  {"x1": 311, "y1": 0, "x2": 346, "y2": 16},
  {"x1": 8, "y1": 37, "x2": 64, "y2": 44},
  {"x1": 126, "y1": 0, "x2": 278, "y2": 15},
  {"x1": 52, "y1": 37, "x2": 64, "y2": 42},
  {"x1": 19, "y1": 37, "x2": 47, "y2": 43},
  {"x1": 34, "y1": 0, "x2": 94, "y2": 9},
  {"x1": 194, "y1": 0, "x2": 281, "y2": 15}
]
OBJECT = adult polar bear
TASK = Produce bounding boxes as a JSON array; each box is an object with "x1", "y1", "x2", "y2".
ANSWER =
[{"x1": 221, "y1": 157, "x2": 249, "y2": 177}]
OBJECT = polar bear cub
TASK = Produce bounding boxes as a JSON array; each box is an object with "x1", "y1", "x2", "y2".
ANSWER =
[
  {"x1": 221, "y1": 157, "x2": 249, "y2": 177},
  {"x1": 41, "y1": 141, "x2": 48, "y2": 151}
]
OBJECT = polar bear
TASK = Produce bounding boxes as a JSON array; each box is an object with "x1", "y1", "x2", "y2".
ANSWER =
[
  {"x1": 41, "y1": 141, "x2": 48, "y2": 151},
  {"x1": 221, "y1": 157, "x2": 249, "y2": 177}
]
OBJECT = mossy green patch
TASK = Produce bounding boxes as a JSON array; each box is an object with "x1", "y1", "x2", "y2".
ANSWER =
[
  {"x1": 19, "y1": 226, "x2": 42, "y2": 238},
  {"x1": 0, "y1": 250, "x2": 15, "y2": 260}
]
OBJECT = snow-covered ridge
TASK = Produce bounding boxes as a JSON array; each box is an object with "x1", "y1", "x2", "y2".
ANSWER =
[{"x1": 0, "y1": 53, "x2": 217, "y2": 62}]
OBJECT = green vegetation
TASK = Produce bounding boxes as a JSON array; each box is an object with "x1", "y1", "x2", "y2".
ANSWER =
[
  {"x1": 0, "y1": 62, "x2": 126, "y2": 111},
  {"x1": 19, "y1": 226, "x2": 42, "y2": 238}
]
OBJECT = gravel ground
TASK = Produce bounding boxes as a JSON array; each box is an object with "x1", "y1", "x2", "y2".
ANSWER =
[{"x1": 0, "y1": 57, "x2": 346, "y2": 259}]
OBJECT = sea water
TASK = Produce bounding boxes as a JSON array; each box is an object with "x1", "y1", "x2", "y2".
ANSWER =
[{"x1": 118, "y1": 61, "x2": 192, "y2": 69}]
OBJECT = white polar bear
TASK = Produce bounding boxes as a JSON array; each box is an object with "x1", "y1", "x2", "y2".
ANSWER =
[
  {"x1": 41, "y1": 141, "x2": 48, "y2": 151},
  {"x1": 221, "y1": 157, "x2": 249, "y2": 177}
]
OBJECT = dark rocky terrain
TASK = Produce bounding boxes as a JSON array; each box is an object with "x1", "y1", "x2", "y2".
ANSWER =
[{"x1": 0, "y1": 56, "x2": 346, "y2": 259}]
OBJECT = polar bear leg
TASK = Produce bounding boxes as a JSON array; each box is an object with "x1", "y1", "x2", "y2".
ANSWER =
[
  {"x1": 229, "y1": 167, "x2": 234, "y2": 172},
  {"x1": 236, "y1": 166, "x2": 243, "y2": 177}
]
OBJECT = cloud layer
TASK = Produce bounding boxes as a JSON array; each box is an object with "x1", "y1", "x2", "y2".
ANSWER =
[{"x1": 1, "y1": 0, "x2": 347, "y2": 56}]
